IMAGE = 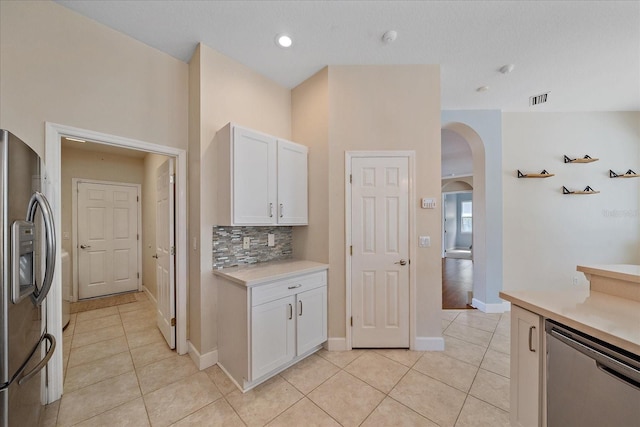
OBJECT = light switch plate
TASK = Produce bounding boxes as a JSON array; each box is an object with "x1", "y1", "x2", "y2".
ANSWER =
[
  {"x1": 268, "y1": 233, "x2": 275, "y2": 247},
  {"x1": 419, "y1": 236, "x2": 431, "y2": 248}
]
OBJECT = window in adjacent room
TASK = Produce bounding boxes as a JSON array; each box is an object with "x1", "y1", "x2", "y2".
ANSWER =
[{"x1": 461, "y1": 200, "x2": 472, "y2": 233}]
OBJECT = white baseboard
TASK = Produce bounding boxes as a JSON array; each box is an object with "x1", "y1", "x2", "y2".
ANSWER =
[
  {"x1": 188, "y1": 340, "x2": 218, "y2": 370},
  {"x1": 325, "y1": 337, "x2": 348, "y2": 351},
  {"x1": 471, "y1": 298, "x2": 508, "y2": 314},
  {"x1": 414, "y1": 337, "x2": 445, "y2": 351},
  {"x1": 142, "y1": 286, "x2": 157, "y2": 306}
]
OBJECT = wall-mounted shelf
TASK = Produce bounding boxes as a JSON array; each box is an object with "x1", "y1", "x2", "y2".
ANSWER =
[
  {"x1": 562, "y1": 185, "x2": 600, "y2": 195},
  {"x1": 517, "y1": 169, "x2": 554, "y2": 178},
  {"x1": 564, "y1": 154, "x2": 598, "y2": 163},
  {"x1": 609, "y1": 169, "x2": 639, "y2": 178}
]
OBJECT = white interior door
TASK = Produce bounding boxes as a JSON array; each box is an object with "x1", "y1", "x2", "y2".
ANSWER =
[
  {"x1": 156, "y1": 159, "x2": 175, "y2": 349},
  {"x1": 351, "y1": 157, "x2": 410, "y2": 348},
  {"x1": 77, "y1": 182, "x2": 139, "y2": 299}
]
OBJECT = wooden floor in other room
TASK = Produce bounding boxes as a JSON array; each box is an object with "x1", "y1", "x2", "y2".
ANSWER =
[{"x1": 443, "y1": 258, "x2": 473, "y2": 309}]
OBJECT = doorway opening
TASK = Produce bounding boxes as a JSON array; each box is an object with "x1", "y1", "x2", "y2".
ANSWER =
[
  {"x1": 44, "y1": 122, "x2": 188, "y2": 403},
  {"x1": 441, "y1": 123, "x2": 486, "y2": 311},
  {"x1": 442, "y1": 188, "x2": 474, "y2": 309}
]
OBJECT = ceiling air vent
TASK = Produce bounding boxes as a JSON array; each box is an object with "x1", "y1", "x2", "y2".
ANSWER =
[{"x1": 529, "y1": 92, "x2": 549, "y2": 106}]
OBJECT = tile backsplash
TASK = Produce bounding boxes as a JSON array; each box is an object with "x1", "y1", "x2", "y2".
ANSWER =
[{"x1": 213, "y1": 226, "x2": 293, "y2": 269}]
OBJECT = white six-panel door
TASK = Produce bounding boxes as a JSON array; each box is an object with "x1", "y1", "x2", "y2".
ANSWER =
[
  {"x1": 77, "y1": 182, "x2": 139, "y2": 299},
  {"x1": 156, "y1": 159, "x2": 176, "y2": 349},
  {"x1": 351, "y1": 157, "x2": 410, "y2": 348}
]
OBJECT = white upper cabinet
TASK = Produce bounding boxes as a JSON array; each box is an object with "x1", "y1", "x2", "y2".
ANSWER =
[
  {"x1": 277, "y1": 139, "x2": 308, "y2": 225},
  {"x1": 216, "y1": 123, "x2": 308, "y2": 226}
]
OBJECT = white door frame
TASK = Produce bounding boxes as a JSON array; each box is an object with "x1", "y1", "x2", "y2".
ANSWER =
[
  {"x1": 345, "y1": 151, "x2": 416, "y2": 350},
  {"x1": 71, "y1": 178, "x2": 143, "y2": 302},
  {"x1": 44, "y1": 122, "x2": 188, "y2": 403}
]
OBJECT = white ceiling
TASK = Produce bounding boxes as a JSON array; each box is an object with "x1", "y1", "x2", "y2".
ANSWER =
[{"x1": 55, "y1": 0, "x2": 640, "y2": 112}]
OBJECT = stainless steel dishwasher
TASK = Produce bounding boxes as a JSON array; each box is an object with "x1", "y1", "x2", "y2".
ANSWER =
[{"x1": 546, "y1": 319, "x2": 640, "y2": 427}]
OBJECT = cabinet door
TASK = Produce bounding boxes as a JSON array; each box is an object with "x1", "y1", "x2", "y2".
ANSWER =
[
  {"x1": 277, "y1": 140, "x2": 308, "y2": 225},
  {"x1": 296, "y1": 286, "x2": 327, "y2": 355},
  {"x1": 510, "y1": 305, "x2": 543, "y2": 427},
  {"x1": 233, "y1": 126, "x2": 277, "y2": 225},
  {"x1": 251, "y1": 295, "x2": 295, "y2": 380}
]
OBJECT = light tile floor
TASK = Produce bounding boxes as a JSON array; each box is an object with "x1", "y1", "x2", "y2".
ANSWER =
[{"x1": 40, "y1": 296, "x2": 511, "y2": 427}]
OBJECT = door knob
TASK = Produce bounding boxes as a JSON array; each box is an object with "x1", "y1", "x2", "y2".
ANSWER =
[
  {"x1": 395, "y1": 259, "x2": 407, "y2": 266},
  {"x1": 80, "y1": 245, "x2": 91, "y2": 249},
  {"x1": 152, "y1": 254, "x2": 159, "y2": 259}
]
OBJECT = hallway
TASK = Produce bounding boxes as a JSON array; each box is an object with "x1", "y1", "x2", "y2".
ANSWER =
[{"x1": 443, "y1": 258, "x2": 473, "y2": 309}]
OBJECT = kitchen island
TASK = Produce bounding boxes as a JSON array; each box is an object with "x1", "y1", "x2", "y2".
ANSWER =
[{"x1": 500, "y1": 264, "x2": 640, "y2": 427}]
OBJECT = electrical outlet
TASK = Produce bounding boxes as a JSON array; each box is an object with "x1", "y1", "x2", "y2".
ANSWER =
[
  {"x1": 267, "y1": 233, "x2": 275, "y2": 247},
  {"x1": 419, "y1": 236, "x2": 431, "y2": 247},
  {"x1": 243, "y1": 237, "x2": 251, "y2": 250},
  {"x1": 572, "y1": 276, "x2": 579, "y2": 286}
]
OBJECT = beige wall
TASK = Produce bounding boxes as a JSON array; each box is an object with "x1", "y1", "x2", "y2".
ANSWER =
[
  {"x1": 61, "y1": 146, "x2": 145, "y2": 296},
  {"x1": 142, "y1": 154, "x2": 171, "y2": 299},
  {"x1": 292, "y1": 65, "x2": 443, "y2": 342},
  {"x1": 291, "y1": 68, "x2": 330, "y2": 262},
  {"x1": 0, "y1": 1, "x2": 188, "y2": 157},
  {"x1": 503, "y1": 112, "x2": 640, "y2": 291},
  {"x1": 188, "y1": 44, "x2": 291, "y2": 353}
]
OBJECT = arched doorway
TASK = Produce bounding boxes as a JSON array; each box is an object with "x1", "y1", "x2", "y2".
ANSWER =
[{"x1": 441, "y1": 123, "x2": 487, "y2": 310}]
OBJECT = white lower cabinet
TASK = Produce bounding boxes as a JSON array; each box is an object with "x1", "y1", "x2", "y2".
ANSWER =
[
  {"x1": 251, "y1": 295, "x2": 296, "y2": 380},
  {"x1": 217, "y1": 269, "x2": 327, "y2": 392},
  {"x1": 510, "y1": 305, "x2": 544, "y2": 427}
]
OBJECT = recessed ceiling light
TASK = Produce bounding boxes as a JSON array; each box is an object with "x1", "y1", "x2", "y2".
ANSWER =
[
  {"x1": 476, "y1": 86, "x2": 490, "y2": 92},
  {"x1": 499, "y1": 64, "x2": 515, "y2": 74},
  {"x1": 276, "y1": 34, "x2": 293, "y2": 48},
  {"x1": 65, "y1": 137, "x2": 86, "y2": 143}
]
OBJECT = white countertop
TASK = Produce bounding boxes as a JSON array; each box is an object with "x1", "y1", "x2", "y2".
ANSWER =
[
  {"x1": 500, "y1": 288, "x2": 640, "y2": 355},
  {"x1": 213, "y1": 259, "x2": 329, "y2": 286},
  {"x1": 576, "y1": 264, "x2": 640, "y2": 283}
]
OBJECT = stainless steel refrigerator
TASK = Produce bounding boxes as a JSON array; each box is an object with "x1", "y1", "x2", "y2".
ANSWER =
[{"x1": 0, "y1": 130, "x2": 56, "y2": 427}]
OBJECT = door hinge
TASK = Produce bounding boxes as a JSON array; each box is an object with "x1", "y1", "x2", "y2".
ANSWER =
[
  {"x1": 137, "y1": 272, "x2": 140, "y2": 279},
  {"x1": 171, "y1": 246, "x2": 175, "y2": 255},
  {"x1": 137, "y1": 234, "x2": 139, "y2": 240},
  {"x1": 171, "y1": 318, "x2": 176, "y2": 327},
  {"x1": 350, "y1": 245, "x2": 353, "y2": 256},
  {"x1": 137, "y1": 196, "x2": 139, "y2": 202},
  {"x1": 170, "y1": 174, "x2": 175, "y2": 184},
  {"x1": 349, "y1": 174, "x2": 352, "y2": 184},
  {"x1": 350, "y1": 316, "x2": 353, "y2": 327}
]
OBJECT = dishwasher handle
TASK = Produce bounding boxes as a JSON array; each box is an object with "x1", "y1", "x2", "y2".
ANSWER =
[{"x1": 549, "y1": 328, "x2": 640, "y2": 388}]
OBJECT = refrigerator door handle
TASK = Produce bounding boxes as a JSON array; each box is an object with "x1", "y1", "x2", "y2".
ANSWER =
[
  {"x1": 26, "y1": 191, "x2": 56, "y2": 306},
  {"x1": 17, "y1": 333, "x2": 56, "y2": 386}
]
